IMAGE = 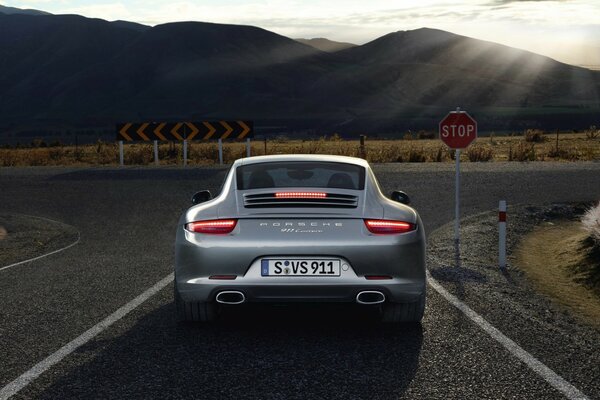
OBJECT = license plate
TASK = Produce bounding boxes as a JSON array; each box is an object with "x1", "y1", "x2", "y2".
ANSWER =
[{"x1": 261, "y1": 259, "x2": 341, "y2": 277}]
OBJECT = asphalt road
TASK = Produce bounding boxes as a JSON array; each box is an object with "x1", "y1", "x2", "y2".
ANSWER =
[{"x1": 0, "y1": 162, "x2": 599, "y2": 399}]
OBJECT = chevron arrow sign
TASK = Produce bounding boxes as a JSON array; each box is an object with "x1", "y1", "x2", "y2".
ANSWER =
[{"x1": 116, "y1": 121, "x2": 253, "y2": 141}]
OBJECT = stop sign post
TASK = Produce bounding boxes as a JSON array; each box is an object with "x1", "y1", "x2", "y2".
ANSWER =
[{"x1": 439, "y1": 108, "x2": 477, "y2": 267}]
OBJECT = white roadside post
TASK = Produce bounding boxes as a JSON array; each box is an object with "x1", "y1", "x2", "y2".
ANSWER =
[
  {"x1": 246, "y1": 138, "x2": 251, "y2": 157},
  {"x1": 119, "y1": 141, "x2": 124, "y2": 166},
  {"x1": 183, "y1": 140, "x2": 188, "y2": 167},
  {"x1": 153, "y1": 140, "x2": 159, "y2": 166},
  {"x1": 439, "y1": 106, "x2": 477, "y2": 268},
  {"x1": 218, "y1": 138, "x2": 223, "y2": 165},
  {"x1": 499, "y1": 200, "x2": 507, "y2": 269}
]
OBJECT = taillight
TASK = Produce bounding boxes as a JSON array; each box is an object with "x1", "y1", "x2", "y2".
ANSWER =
[
  {"x1": 186, "y1": 219, "x2": 237, "y2": 234},
  {"x1": 364, "y1": 219, "x2": 416, "y2": 234}
]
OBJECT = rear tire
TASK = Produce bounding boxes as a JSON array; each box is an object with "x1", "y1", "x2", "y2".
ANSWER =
[
  {"x1": 381, "y1": 292, "x2": 425, "y2": 323},
  {"x1": 174, "y1": 284, "x2": 217, "y2": 323}
]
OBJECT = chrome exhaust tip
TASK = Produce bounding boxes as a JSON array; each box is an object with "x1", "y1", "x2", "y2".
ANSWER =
[
  {"x1": 356, "y1": 291, "x2": 385, "y2": 305},
  {"x1": 216, "y1": 291, "x2": 246, "y2": 305}
]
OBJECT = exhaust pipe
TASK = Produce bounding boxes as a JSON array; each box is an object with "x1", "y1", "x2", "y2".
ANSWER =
[
  {"x1": 216, "y1": 291, "x2": 246, "y2": 305},
  {"x1": 356, "y1": 291, "x2": 385, "y2": 305}
]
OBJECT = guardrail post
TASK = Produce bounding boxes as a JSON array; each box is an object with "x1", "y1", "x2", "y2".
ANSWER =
[
  {"x1": 499, "y1": 200, "x2": 507, "y2": 269},
  {"x1": 183, "y1": 140, "x2": 188, "y2": 167},
  {"x1": 246, "y1": 138, "x2": 251, "y2": 157},
  {"x1": 218, "y1": 138, "x2": 223, "y2": 165},
  {"x1": 119, "y1": 141, "x2": 124, "y2": 166}
]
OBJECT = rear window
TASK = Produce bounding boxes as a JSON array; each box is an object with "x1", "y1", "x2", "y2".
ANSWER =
[{"x1": 236, "y1": 162, "x2": 365, "y2": 190}]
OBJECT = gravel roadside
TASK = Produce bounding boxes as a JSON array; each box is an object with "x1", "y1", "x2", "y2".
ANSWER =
[{"x1": 427, "y1": 203, "x2": 600, "y2": 398}]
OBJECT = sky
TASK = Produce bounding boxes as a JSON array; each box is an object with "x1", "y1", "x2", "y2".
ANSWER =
[{"x1": 5, "y1": 0, "x2": 600, "y2": 66}]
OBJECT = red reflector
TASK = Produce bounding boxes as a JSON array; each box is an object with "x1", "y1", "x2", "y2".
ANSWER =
[
  {"x1": 186, "y1": 219, "x2": 237, "y2": 234},
  {"x1": 275, "y1": 192, "x2": 327, "y2": 199},
  {"x1": 499, "y1": 211, "x2": 507, "y2": 222},
  {"x1": 209, "y1": 275, "x2": 237, "y2": 280},
  {"x1": 365, "y1": 275, "x2": 393, "y2": 280},
  {"x1": 364, "y1": 219, "x2": 416, "y2": 234}
]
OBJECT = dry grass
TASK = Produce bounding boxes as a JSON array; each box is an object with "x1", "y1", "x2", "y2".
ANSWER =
[
  {"x1": 515, "y1": 221, "x2": 600, "y2": 329},
  {"x1": 0, "y1": 132, "x2": 599, "y2": 166},
  {"x1": 582, "y1": 202, "x2": 600, "y2": 243}
]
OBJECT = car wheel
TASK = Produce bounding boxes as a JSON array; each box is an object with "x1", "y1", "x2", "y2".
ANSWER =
[
  {"x1": 381, "y1": 292, "x2": 425, "y2": 323},
  {"x1": 174, "y1": 285, "x2": 217, "y2": 323}
]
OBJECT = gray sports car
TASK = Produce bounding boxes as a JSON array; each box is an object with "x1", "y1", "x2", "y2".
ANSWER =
[{"x1": 174, "y1": 154, "x2": 426, "y2": 323}]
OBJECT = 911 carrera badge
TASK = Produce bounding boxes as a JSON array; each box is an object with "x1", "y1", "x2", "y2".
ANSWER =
[{"x1": 280, "y1": 228, "x2": 324, "y2": 233}]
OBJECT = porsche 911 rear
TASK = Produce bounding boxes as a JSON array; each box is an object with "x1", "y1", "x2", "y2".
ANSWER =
[{"x1": 174, "y1": 155, "x2": 426, "y2": 323}]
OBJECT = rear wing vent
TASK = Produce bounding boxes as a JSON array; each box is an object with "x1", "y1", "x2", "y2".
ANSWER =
[{"x1": 244, "y1": 192, "x2": 358, "y2": 208}]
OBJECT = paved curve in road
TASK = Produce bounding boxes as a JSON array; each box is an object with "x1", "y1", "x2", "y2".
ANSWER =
[{"x1": 0, "y1": 163, "x2": 598, "y2": 399}]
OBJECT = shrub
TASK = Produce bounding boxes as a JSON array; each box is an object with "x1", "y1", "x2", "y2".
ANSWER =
[
  {"x1": 465, "y1": 145, "x2": 494, "y2": 162},
  {"x1": 510, "y1": 142, "x2": 536, "y2": 161},
  {"x1": 407, "y1": 147, "x2": 427, "y2": 162},
  {"x1": 417, "y1": 130, "x2": 435, "y2": 140},
  {"x1": 585, "y1": 125, "x2": 599, "y2": 139},
  {"x1": 524, "y1": 129, "x2": 545, "y2": 143},
  {"x1": 31, "y1": 138, "x2": 47, "y2": 148},
  {"x1": 433, "y1": 146, "x2": 446, "y2": 162},
  {"x1": 582, "y1": 202, "x2": 600, "y2": 245},
  {"x1": 546, "y1": 147, "x2": 584, "y2": 161}
]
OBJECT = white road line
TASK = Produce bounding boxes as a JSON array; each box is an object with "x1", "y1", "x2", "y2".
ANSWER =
[
  {"x1": 427, "y1": 271, "x2": 589, "y2": 400},
  {"x1": 0, "y1": 273, "x2": 173, "y2": 400},
  {"x1": 0, "y1": 214, "x2": 81, "y2": 272},
  {"x1": 0, "y1": 233, "x2": 80, "y2": 272}
]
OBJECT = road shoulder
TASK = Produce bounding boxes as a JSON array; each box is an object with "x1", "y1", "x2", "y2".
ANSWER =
[
  {"x1": 427, "y1": 203, "x2": 600, "y2": 398},
  {"x1": 0, "y1": 214, "x2": 79, "y2": 269}
]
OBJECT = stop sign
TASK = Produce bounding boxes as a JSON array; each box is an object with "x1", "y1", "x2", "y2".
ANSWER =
[{"x1": 439, "y1": 110, "x2": 477, "y2": 149}]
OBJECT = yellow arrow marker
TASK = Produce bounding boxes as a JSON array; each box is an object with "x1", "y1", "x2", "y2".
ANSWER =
[
  {"x1": 136, "y1": 123, "x2": 150, "y2": 141},
  {"x1": 171, "y1": 122, "x2": 184, "y2": 141},
  {"x1": 119, "y1": 123, "x2": 133, "y2": 141},
  {"x1": 202, "y1": 122, "x2": 216, "y2": 140},
  {"x1": 220, "y1": 121, "x2": 233, "y2": 140},
  {"x1": 237, "y1": 121, "x2": 250, "y2": 139},
  {"x1": 154, "y1": 123, "x2": 167, "y2": 141},
  {"x1": 186, "y1": 122, "x2": 199, "y2": 140}
]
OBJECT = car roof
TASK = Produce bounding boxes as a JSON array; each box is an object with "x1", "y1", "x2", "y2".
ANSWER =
[{"x1": 233, "y1": 154, "x2": 370, "y2": 168}]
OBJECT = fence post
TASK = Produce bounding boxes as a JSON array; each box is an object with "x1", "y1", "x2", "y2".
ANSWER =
[
  {"x1": 119, "y1": 141, "x2": 124, "y2": 166},
  {"x1": 264, "y1": 138, "x2": 267, "y2": 155},
  {"x1": 359, "y1": 135, "x2": 366, "y2": 159},
  {"x1": 218, "y1": 138, "x2": 223, "y2": 165},
  {"x1": 183, "y1": 140, "x2": 188, "y2": 167},
  {"x1": 153, "y1": 140, "x2": 159, "y2": 166},
  {"x1": 246, "y1": 138, "x2": 251, "y2": 157},
  {"x1": 499, "y1": 200, "x2": 507, "y2": 269}
]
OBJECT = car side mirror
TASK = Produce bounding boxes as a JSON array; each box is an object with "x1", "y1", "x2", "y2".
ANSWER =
[
  {"x1": 192, "y1": 190, "x2": 212, "y2": 205},
  {"x1": 391, "y1": 190, "x2": 410, "y2": 205}
]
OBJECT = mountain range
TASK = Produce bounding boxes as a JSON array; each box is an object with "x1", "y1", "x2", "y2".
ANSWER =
[{"x1": 1, "y1": 6, "x2": 599, "y2": 139}]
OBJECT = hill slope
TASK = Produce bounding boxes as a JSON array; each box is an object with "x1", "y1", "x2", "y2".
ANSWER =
[
  {"x1": 0, "y1": 4, "x2": 50, "y2": 15},
  {"x1": 0, "y1": 16, "x2": 599, "y2": 134},
  {"x1": 295, "y1": 38, "x2": 356, "y2": 52}
]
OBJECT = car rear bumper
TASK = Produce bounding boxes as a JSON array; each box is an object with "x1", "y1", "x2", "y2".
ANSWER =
[{"x1": 177, "y1": 279, "x2": 425, "y2": 304}]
